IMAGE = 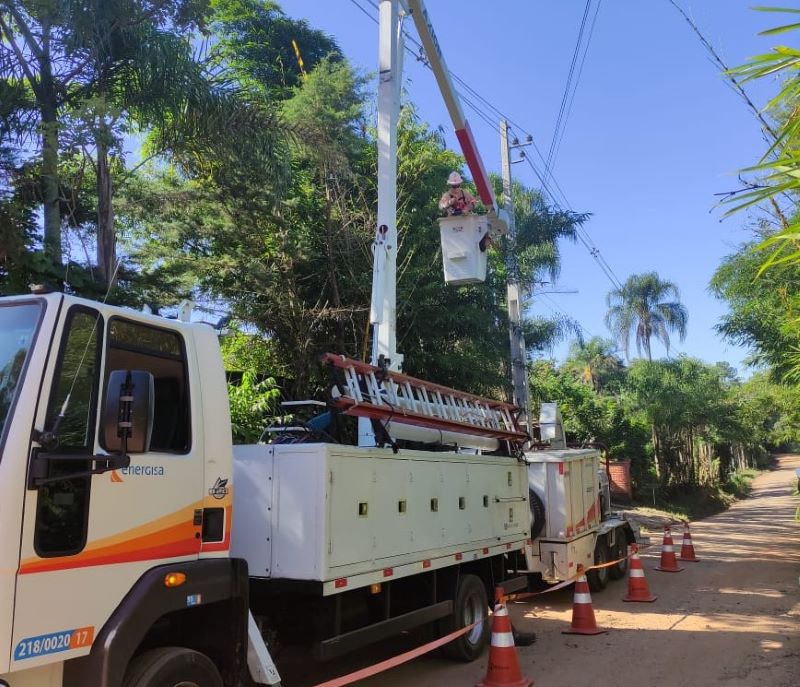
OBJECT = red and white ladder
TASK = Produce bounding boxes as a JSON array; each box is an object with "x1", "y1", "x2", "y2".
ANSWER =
[{"x1": 322, "y1": 354, "x2": 528, "y2": 445}]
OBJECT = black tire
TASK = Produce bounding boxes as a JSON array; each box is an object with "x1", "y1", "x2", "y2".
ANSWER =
[
  {"x1": 529, "y1": 489, "x2": 546, "y2": 540},
  {"x1": 586, "y1": 539, "x2": 610, "y2": 592},
  {"x1": 122, "y1": 647, "x2": 223, "y2": 687},
  {"x1": 439, "y1": 574, "x2": 491, "y2": 662},
  {"x1": 608, "y1": 530, "x2": 629, "y2": 581}
]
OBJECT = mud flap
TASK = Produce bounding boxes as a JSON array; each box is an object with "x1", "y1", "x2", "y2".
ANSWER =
[{"x1": 247, "y1": 612, "x2": 281, "y2": 686}]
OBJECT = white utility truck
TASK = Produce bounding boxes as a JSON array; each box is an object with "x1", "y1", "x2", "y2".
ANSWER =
[
  {"x1": 0, "y1": 1, "x2": 611, "y2": 685},
  {"x1": 0, "y1": 292, "x2": 531, "y2": 687}
]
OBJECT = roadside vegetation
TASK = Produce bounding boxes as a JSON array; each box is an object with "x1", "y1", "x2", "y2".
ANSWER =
[{"x1": 529, "y1": 335, "x2": 792, "y2": 517}]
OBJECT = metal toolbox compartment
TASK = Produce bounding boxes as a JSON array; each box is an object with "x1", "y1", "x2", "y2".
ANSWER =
[{"x1": 232, "y1": 444, "x2": 529, "y2": 586}]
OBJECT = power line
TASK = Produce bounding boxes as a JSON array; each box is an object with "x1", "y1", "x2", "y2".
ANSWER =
[
  {"x1": 549, "y1": 0, "x2": 603, "y2": 176},
  {"x1": 522, "y1": 153, "x2": 623, "y2": 292},
  {"x1": 539, "y1": 293, "x2": 597, "y2": 341},
  {"x1": 545, "y1": 0, "x2": 592, "y2": 184},
  {"x1": 346, "y1": 0, "x2": 378, "y2": 25}
]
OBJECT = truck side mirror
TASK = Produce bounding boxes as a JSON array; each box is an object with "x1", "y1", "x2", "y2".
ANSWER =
[{"x1": 103, "y1": 370, "x2": 154, "y2": 454}]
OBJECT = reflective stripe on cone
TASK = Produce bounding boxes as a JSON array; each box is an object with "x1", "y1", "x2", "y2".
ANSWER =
[
  {"x1": 655, "y1": 527, "x2": 684, "y2": 572},
  {"x1": 623, "y1": 544, "x2": 657, "y2": 602},
  {"x1": 562, "y1": 571, "x2": 606, "y2": 635},
  {"x1": 679, "y1": 523, "x2": 700, "y2": 562},
  {"x1": 476, "y1": 599, "x2": 533, "y2": 687}
]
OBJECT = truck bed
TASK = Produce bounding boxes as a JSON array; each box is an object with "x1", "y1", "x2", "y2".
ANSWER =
[{"x1": 231, "y1": 444, "x2": 529, "y2": 595}]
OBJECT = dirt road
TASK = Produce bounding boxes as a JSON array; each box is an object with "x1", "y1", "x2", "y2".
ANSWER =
[{"x1": 287, "y1": 454, "x2": 800, "y2": 687}]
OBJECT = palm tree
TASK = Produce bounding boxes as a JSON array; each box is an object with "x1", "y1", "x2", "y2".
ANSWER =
[
  {"x1": 72, "y1": 1, "x2": 290, "y2": 289},
  {"x1": 605, "y1": 272, "x2": 688, "y2": 361},
  {"x1": 564, "y1": 337, "x2": 623, "y2": 391}
]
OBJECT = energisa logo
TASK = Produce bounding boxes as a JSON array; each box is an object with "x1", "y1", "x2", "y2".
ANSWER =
[{"x1": 209, "y1": 477, "x2": 229, "y2": 500}]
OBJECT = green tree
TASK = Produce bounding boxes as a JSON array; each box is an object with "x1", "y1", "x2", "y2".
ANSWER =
[
  {"x1": 67, "y1": 0, "x2": 210, "y2": 287},
  {"x1": 605, "y1": 272, "x2": 688, "y2": 361},
  {"x1": 528, "y1": 358, "x2": 650, "y2": 476},
  {"x1": 0, "y1": 145, "x2": 37, "y2": 291},
  {"x1": 0, "y1": 0, "x2": 291, "y2": 291},
  {"x1": 0, "y1": 0, "x2": 80, "y2": 268},
  {"x1": 121, "y1": 56, "x2": 369, "y2": 396},
  {"x1": 226, "y1": 371, "x2": 280, "y2": 443},
  {"x1": 563, "y1": 337, "x2": 623, "y2": 392},
  {"x1": 622, "y1": 357, "x2": 770, "y2": 486},
  {"x1": 711, "y1": 234, "x2": 800, "y2": 381},
  {"x1": 209, "y1": 0, "x2": 339, "y2": 98}
]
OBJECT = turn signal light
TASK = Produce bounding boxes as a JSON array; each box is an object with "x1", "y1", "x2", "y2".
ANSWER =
[
  {"x1": 370, "y1": 583, "x2": 382, "y2": 594},
  {"x1": 164, "y1": 572, "x2": 186, "y2": 588}
]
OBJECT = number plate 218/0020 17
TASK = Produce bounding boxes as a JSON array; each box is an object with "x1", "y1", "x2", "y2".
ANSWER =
[{"x1": 13, "y1": 626, "x2": 94, "y2": 661}]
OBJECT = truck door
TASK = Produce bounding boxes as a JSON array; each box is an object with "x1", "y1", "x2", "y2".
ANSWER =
[{"x1": 11, "y1": 307, "x2": 204, "y2": 672}]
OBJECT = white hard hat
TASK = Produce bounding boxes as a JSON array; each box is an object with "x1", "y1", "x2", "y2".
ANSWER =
[{"x1": 447, "y1": 172, "x2": 463, "y2": 186}]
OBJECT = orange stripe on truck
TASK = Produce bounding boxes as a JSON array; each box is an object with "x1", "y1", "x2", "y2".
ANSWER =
[{"x1": 19, "y1": 500, "x2": 231, "y2": 574}]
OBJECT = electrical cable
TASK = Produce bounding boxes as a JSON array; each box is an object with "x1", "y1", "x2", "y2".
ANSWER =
[
  {"x1": 549, "y1": 0, "x2": 603, "y2": 177},
  {"x1": 522, "y1": 153, "x2": 622, "y2": 292},
  {"x1": 347, "y1": 0, "x2": 379, "y2": 25},
  {"x1": 539, "y1": 293, "x2": 596, "y2": 341},
  {"x1": 545, "y1": 0, "x2": 592, "y2": 184}
]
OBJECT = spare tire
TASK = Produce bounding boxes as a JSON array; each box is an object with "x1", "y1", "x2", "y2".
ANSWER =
[{"x1": 529, "y1": 489, "x2": 546, "y2": 540}]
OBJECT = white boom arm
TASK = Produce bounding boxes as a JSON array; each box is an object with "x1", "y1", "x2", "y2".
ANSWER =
[{"x1": 364, "y1": 0, "x2": 505, "y2": 444}]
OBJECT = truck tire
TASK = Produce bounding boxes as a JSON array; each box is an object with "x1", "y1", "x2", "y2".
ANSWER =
[
  {"x1": 122, "y1": 647, "x2": 223, "y2": 687},
  {"x1": 529, "y1": 489, "x2": 546, "y2": 540},
  {"x1": 586, "y1": 539, "x2": 610, "y2": 592},
  {"x1": 608, "y1": 530, "x2": 629, "y2": 580},
  {"x1": 439, "y1": 574, "x2": 490, "y2": 662}
]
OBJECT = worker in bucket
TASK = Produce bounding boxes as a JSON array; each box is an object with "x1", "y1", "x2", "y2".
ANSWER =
[{"x1": 439, "y1": 171, "x2": 476, "y2": 216}]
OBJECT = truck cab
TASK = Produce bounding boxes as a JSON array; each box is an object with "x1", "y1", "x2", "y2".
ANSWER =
[{"x1": 0, "y1": 293, "x2": 253, "y2": 687}]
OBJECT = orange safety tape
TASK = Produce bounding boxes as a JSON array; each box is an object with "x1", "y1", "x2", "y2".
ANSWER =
[
  {"x1": 505, "y1": 576, "x2": 576, "y2": 602},
  {"x1": 310, "y1": 620, "x2": 481, "y2": 687},
  {"x1": 308, "y1": 542, "x2": 652, "y2": 685},
  {"x1": 504, "y1": 546, "x2": 648, "y2": 603}
]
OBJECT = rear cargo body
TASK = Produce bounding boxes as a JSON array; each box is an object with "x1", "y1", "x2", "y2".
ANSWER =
[
  {"x1": 528, "y1": 449, "x2": 600, "y2": 540},
  {"x1": 232, "y1": 443, "x2": 530, "y2": 594},
  {"x1": 523, "y1": 449, "x2": 603, "y2": 581}
]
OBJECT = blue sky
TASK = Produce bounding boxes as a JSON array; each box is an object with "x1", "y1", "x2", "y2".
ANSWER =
[{"x1": 282, "y1": 0, "x2": 779, "y2": 374}]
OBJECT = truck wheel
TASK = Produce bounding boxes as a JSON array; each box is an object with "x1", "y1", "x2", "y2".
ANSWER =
[
  {"x1": 608, "y1": 530, "x2": 629, "y2": 580},
  {"x1": 122, "y1": 647, "x2": 223, "y2": 687},
  {"x1": 528, "y1": 489, "x2": 546, "y2": 540},
  {"x1": 439, "y1": 574, "x2": 490, "y2": 662},
  {"x1": 586, "y1": 540, "x2": 610, "y2": 592}
]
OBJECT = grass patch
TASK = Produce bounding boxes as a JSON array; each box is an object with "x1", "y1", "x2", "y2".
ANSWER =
[{"x1": 722, "y1": 468, "x2": 758, "y2": 499}]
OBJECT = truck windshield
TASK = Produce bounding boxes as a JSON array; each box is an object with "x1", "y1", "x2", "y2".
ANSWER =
[{"x1": 0, "y1": 303, "x2": 42, "y2": 444}]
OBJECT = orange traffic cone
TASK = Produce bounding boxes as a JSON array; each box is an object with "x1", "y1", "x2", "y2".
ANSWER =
[
  {"x1": 476, "y1": 602, "x2": 533, "y2": 687},
  {"x1": 623, "y1": 544, "x2": 657, "y2": 602},
  {"x1": 655, "y1": 526, "x2": 683, "y2": 572},
  {"x1": 678, "y1": 522, "x2": 700, "y2": 562},
  {"x1": 562, "y1": 566, "x2": 606, "y2": 635}
]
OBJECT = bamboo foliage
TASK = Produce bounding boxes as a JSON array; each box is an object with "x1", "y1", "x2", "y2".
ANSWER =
[{"x1": 725, "y1": 7, "x2": 800, "y2": 273}]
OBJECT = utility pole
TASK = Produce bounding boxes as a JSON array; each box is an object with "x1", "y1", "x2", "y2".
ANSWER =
[
  {"x1": 500, "y1": 119, "x2": 533, "y2": 440},
  {"x1": 361, "y1": 0, "x2": 404, "y2": 446}
]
